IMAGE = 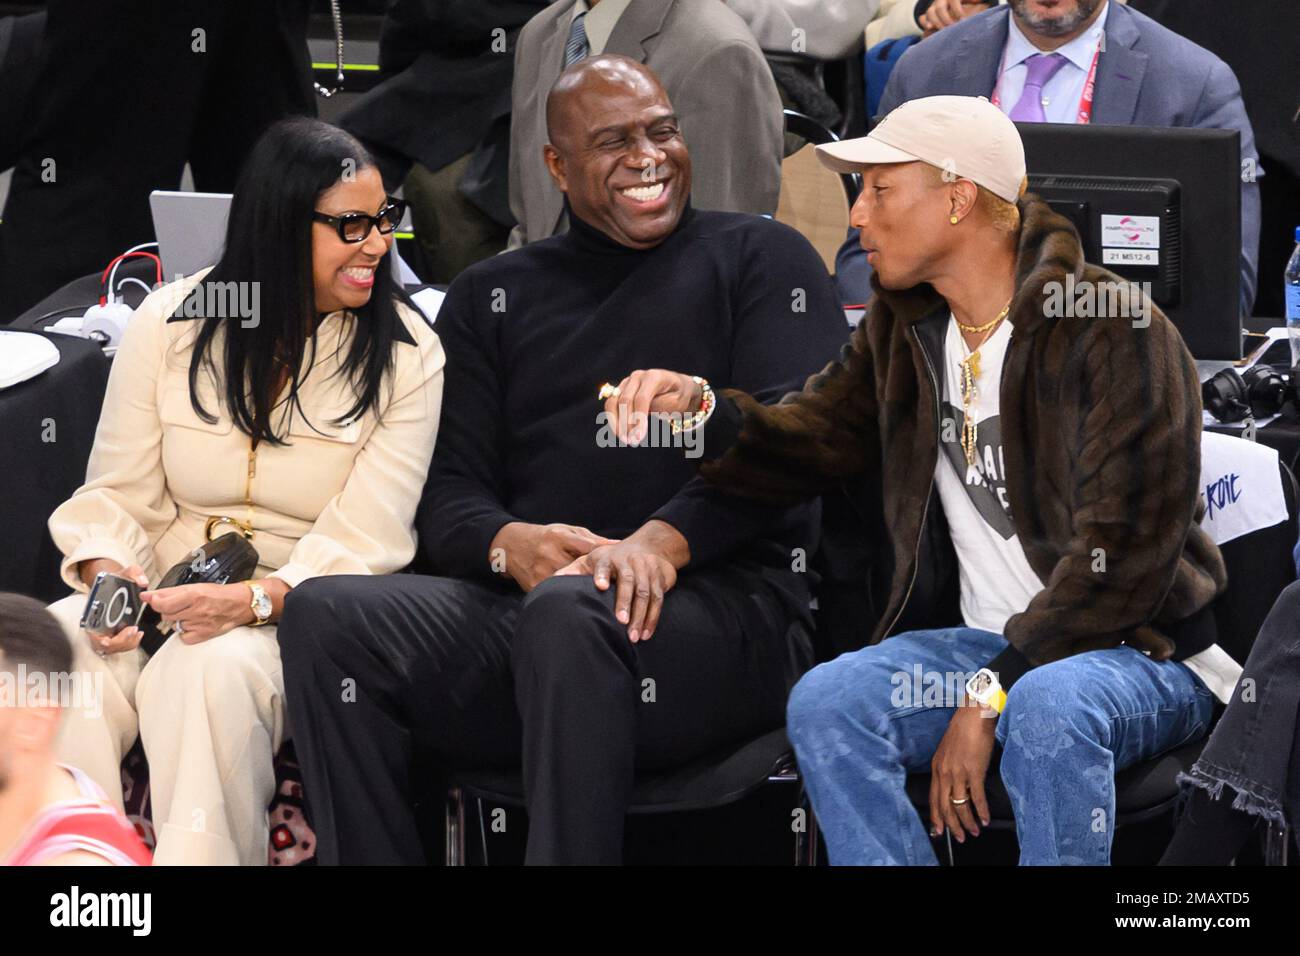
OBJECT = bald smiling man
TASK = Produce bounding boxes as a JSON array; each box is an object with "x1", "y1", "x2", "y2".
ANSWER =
[{"x1": 276, "y1": 57, "x2": 850, "y2": 865}]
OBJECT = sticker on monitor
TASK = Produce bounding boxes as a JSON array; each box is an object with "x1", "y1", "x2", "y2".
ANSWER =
[
  {"x1": 1102, "y1": 248, "x2": 1159, "y2": 266},
  {"x1": 1100, "y1": 214, "x2": 1160, "y2": 249}
]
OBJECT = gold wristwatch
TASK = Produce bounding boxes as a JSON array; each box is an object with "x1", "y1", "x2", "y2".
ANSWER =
[{"x1": 248, "y1": 582, "x2": 273, "y2": 626}]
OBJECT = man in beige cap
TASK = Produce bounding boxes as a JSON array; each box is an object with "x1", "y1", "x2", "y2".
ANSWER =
[{"x1": 591, "y1": 94, "x2": 1227, "y2": 864}]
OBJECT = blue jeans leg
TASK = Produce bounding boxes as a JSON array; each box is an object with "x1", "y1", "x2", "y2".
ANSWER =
[
  {"x1": 786, "y1": 627, "x2": 1008, "y2": 865},
  {"x1": 996, "y1": 646, "x2": 1215, "y2": 865}
]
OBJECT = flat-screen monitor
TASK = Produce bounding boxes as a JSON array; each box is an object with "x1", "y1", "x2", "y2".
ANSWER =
[{"x1": 1015, "y1": 123, "x2": 1242, "y2": 360}]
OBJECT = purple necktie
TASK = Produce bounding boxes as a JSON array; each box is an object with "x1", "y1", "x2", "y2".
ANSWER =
[{"x1": 1008, "y1": 53, "x2": 1068, "y2": 123}]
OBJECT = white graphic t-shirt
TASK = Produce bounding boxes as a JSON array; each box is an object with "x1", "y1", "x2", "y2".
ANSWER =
[
  {"x1": 934, "y1": 316, "x2": 1042, "y2": 633},
  {"x1": 932, "y1": 314, "x2": 1236, "y2": 702}
]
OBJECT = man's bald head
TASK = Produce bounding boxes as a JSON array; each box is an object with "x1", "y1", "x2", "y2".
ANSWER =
[
  {"x1": 539, "y1": 54, "x2": 692, "y2": 250},
  {"x1": 546, "y1": 55, "x2": 668, "y2": 152}
]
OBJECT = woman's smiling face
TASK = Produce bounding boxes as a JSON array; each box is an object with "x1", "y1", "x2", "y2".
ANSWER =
[{"x1": 311, "y1": 165, "x2": 392, "y2": 315}]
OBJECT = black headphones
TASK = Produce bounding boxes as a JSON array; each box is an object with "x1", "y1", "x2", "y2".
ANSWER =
[{"x1": 1202, "y1": 364, "x2": 1293, "y2": 423}]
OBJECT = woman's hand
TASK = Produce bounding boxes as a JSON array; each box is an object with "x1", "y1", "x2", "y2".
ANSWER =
[
  {"x1": 141, "y1": 582, "x2": 257, "y2": 644},
  {"x1": 928, "y1": 703, "x2": 998, "y2": 843},
  {"x1": 78, "y1": 558, "x2": 147, "y2": 591},
  {"x1": 79, "y1": 560, "x2": 149, "y2": 657},
  {"x1": 601, "y1": 369, "x2": 703, "y2": 445}
]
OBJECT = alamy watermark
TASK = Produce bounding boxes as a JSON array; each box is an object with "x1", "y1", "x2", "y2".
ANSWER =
[
  {"x1": 170, "y1": 278, "x2": 261, "y2": 328},
  {"x1": 50, "y1": 886, "x2": 150, "y2": 936},
  {"x1": 0, "y1": 665, "x2": 104, "y2": 720},
  {"x1": 892, "y1": 666, "x2": 979, "y2": 710},
  {"x1": 596, "y1": 409, "x2": 704, "y2": 459},
  {"x1": 1042, "y1": 274, "x2": 1152, "y2": 328}
]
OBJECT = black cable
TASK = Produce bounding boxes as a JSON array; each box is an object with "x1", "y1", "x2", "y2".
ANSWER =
[{"x1": 29, "y1": 304, "x2": 98, "y2": 326}]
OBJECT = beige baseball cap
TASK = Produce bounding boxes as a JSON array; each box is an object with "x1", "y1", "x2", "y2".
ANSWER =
[{"x1": 815, "y1": 95, "x2": 1026, "y2": 204}]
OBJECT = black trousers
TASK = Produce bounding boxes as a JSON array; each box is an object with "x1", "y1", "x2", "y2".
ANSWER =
[
  {"x1": 278, "y1": 569, "x2": 810, "y2": 864},
  {"x1": 0, "y1": 0, "x2": 314, "y2": 321}
]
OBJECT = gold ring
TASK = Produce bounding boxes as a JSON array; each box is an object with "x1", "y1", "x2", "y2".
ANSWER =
[{"x1": 598, "y1": 383, "x2": 620, "y2": 400}]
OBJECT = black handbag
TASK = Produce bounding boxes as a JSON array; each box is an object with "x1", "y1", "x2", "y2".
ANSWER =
[{"x1": 139, "y1": 532, "x2": 261, "y2": 656}]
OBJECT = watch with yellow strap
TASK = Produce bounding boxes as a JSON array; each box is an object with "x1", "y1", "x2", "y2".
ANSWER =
[
  {"x1": 965, "y1": 668, "x2": 1006, "y2": 713},
  {"x1": 248, "y1": 582, "x2": 273, "y2": 627}
]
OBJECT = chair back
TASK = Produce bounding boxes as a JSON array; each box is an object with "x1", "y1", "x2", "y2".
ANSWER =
[{"x1": 1200, "y1": 433, "x2": 1300, "y2": 665}]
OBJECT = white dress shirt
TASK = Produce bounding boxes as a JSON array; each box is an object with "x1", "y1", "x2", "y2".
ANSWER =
[{"x1": 993, "y1": 0, "x2": 1108, "y2": 124}]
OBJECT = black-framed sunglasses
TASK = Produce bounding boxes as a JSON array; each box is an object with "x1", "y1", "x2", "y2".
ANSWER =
[{"x1": 312, "y1": 198, "x2": 408, "y2": 243}]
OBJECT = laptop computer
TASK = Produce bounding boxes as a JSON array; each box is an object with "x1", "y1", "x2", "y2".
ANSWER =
[{"x1": 149, "y1": 190, "x2": 231, "y2": 281}]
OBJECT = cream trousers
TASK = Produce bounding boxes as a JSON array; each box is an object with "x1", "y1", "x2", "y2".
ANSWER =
[{"x1": 47, "y1": 594, "x2": 287, "y2": 866}]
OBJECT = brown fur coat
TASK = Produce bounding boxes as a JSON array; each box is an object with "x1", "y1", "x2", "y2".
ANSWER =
[{"x1": 700, "y1": 196, "x2": 1226, "y2": 682}]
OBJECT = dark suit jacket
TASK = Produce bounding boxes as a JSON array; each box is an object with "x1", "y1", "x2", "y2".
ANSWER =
[
  {"x1": 508, "y1": 0, "x2": 783, "y2": 245},
  {"x1": 839, "y1": 2, "x2": 1261, "y2": 315},
  {"x1": 1128, "y1": 0, "x2": 1299, "y2": 317}
]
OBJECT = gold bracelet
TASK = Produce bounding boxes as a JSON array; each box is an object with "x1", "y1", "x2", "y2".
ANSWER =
[{"x1": 671, "y1": 377, "x2": 715, "y2": 434}]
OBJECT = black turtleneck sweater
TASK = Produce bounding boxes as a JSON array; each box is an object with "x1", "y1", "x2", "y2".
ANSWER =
[{"x1": 416, "y1": 204, "x2": 850, "y2": 589}]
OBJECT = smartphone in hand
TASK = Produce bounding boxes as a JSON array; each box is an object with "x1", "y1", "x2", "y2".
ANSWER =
[{"x1": 79, "y1": 572, "x2": 144, "y2": 637}]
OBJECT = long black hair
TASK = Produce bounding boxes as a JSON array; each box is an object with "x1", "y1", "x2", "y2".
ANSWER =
[{"x1": 185, "y1": 116, "x2": 400, "y2": 445}]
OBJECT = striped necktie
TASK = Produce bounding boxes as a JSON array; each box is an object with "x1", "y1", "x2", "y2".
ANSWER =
[{"x1": 564, "y1": 11, "x2": 589, "y2": 67}]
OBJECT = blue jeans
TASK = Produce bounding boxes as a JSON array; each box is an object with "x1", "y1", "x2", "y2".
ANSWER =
[{"x1": 787, "y1": 628, "x2": 1215, "y2": 865}]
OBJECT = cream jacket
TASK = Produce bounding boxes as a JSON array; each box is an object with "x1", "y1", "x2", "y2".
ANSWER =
[{"x1": 48, "y1": 271, "x2": 445, "y2": 592}]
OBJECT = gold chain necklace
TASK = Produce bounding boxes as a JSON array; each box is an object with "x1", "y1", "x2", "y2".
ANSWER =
[
  {"x1": 955, "y1": 300, "x2": 1012, "y2": 334},
  {"x1": 957, "y1": 300, "x2": 1012, "y2": 467}
]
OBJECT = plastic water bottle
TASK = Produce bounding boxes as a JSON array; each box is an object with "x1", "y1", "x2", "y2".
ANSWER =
[{"x1": 1287, "y1": 226, "x2": 1300, "y2": 368}]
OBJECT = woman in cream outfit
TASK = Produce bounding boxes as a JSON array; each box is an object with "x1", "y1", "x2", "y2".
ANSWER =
[{"x1": 45, "y1": 117, "x2": 445, "y2": 865}]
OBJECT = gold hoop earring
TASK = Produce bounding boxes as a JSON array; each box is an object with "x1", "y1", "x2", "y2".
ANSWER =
[{"x1": 949, "y1": 215, "x2": 959, "y2": 225}]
